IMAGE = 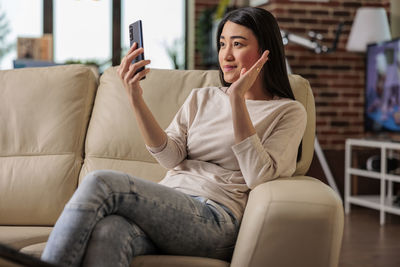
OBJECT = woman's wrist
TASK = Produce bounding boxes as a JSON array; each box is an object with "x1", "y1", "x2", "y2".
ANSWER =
[
  {"x1": 129, "y1": 92, "x2": 144, "y2": 106},
  {"x1": 229, "y1": 91, "x2": 246, "y2": 104}
]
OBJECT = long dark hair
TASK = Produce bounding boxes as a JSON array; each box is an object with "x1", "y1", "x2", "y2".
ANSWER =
[{"x1": 216, "y1": 7, "x2": 295, "y2": 100}]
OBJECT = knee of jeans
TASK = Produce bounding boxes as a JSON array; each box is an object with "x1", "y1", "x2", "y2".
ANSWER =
[
  {"x1": 84, "y1": 170, "x2": 111, "y2": 182},
  {"x1": 79, "y1": 171, "x2": 104, "y2": 190},
  {"x1": 91, "y1": 215, "x2": 133, "y2": 242},
  {"x1": 71, "y1": 170, "x2": 115, "y2": 204},
  {"x1": 82, "y1": 170, "x2": 121, "y2": 189}
]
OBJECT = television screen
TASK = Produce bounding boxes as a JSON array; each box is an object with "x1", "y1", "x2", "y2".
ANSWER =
[{"x1": 365, "y1": 38, "x2": 400, "y2": 132}]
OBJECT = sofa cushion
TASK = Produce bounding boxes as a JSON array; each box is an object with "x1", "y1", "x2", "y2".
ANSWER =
[
  {"x1": 0, "y1": 65, "x2": 98, "y2": 225},
  {"x1": 80, "y1": 68, "x2": 222, "y2": 182},
  {"x1": 8, "y1": 243, "x2": 230, "y2": 267},
  {"x1": 19, "y1": 242, "x2": 47, "y2": 259},
  {"x1": 288, "y1": 74, "x2": 315, "y2": 176},
  {"x1": 131, "y1": 255, "x2": 229, "y2": 267},
  {"x1": 0, "y1": 226, "x2": 52, "y2": 250}
]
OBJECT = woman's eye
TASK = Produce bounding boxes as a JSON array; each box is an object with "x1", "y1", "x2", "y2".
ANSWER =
[
  {"x1": 219, "y1": 42, "x2": 225, "y2": 47},
  {"x1": 234, "y1": 42, "x2": 242, "y2": 47}
]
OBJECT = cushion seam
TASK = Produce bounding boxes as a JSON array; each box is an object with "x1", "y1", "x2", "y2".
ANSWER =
[
  {"x1": 85, "y1": 154, "x2": 158, "y2": 164},
  {"x1": 0, "y1": 152, "x2": 75, "y2": 158}
]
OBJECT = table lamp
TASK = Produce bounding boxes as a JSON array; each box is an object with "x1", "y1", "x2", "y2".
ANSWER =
[{"x1": 346, "y1": 7, "x2": 392, "y2": 52}]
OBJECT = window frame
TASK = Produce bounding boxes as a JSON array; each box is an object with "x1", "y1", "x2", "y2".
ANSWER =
[{"x1": 43, "y1": 0, "x2": 188, "y2": 68}]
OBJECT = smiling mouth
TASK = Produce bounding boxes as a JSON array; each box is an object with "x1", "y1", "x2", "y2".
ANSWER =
[{"x1": 223, "y1": 65, "x2": 237, "y2": 72}]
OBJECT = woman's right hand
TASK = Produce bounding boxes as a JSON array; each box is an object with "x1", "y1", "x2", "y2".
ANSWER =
[
  {"x1": 116, "y1": 43, "x2": 167, "y2": 148},
  {"x1": 117, "y1": 42, "x2": 151, "y2": 100}
]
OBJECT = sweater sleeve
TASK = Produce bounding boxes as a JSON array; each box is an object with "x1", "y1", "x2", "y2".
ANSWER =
[
  {"x1": 232, "y1": 101, "x2": 307, "y2": 189},
  {"x1": 147, "y1": 90, "x2": 198, "y2": 169}
]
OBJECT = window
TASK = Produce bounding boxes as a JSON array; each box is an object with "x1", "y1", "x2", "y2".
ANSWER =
[
  {"x1": 53, "y1": 0, "x2": 112, "y2": 71},
  {"x1": 121, "y1": 0, "x2": 185, "y2": 69},
  {"x1": 0, "y1": 0, "x2": 186, "y2": 71},
  {"x1": 0, "y1": 0, "x2": 43, "y2": 70}
]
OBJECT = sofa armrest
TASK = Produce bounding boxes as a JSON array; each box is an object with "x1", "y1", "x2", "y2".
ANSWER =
[{"x1": 230, "y1": 176, "x2": 343, "y2": 267}]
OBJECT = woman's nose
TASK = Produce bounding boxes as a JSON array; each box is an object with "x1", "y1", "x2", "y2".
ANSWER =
[{"x1": 223, "y1": 47, "x2": 234, "y2": 61}]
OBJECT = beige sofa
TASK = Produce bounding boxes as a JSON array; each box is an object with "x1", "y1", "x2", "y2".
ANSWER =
[{"x1": 0, "y1": 65, "x2": 343, "y2": 267}]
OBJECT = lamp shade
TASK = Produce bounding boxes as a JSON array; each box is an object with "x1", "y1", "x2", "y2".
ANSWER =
[{"x1": 346, "y1": 7, "x2": 392, "y2": 52}]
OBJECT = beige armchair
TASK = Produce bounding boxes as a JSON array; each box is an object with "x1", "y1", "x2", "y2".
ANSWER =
[
  {"x1": 129, "y1": 70, "x2": 344, "y2": 267},
  {"x1": 0, "y1": 65, "x2": 343, "y2": 267}
]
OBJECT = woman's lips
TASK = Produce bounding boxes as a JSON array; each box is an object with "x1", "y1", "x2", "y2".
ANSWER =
[{"x1": 223, "y1": 65, "x2": 237, "y2": 72}]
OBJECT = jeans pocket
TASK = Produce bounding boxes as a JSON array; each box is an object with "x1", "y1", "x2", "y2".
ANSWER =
[{"x1": 206, "y1": 199, "x2": 229, "y2": 223}]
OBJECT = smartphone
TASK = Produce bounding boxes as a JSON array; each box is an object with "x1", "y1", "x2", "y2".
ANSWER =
[{"x1": 129, "y1": 20, "x2": 145, "y2": 78}]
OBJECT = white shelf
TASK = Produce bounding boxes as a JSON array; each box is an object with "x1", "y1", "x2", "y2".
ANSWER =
[
  {"x1": 348, "y1": 168, "x2": 400, "y2": 182},
  {"x1": 386, "y1": 173, "x2": 400, "y2": 183},
  {"x1": 348, "y1": 168, "x2": 382, "y2": 180},
  {"x1": 345, "y1": 138, "x2": 400, "y2": 225},
  {"x1": 346, "y1": 138, "x2": 400, "y2": 150},
  {"x1": 347, "y1": 195, "x2": 400, "y2": 215},
  {"x1": 347, "y1": 195, "x2": 381, "y2": 210}
]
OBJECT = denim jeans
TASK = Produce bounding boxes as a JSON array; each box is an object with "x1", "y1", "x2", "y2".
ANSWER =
[{"x1": 41, "y1": 170, "x2": 240, "y2": 267}]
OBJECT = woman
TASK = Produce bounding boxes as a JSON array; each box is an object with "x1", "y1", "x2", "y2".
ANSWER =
[{"x1": 41, "y1": 7, "x2": 306, "y2": 267}]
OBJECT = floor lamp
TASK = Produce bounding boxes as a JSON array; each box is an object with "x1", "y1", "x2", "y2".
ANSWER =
[{"x1": 281, "y1": 25, "x2": 342, "y2": 200}]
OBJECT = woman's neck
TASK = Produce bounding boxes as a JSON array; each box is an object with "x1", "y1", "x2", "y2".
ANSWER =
[{"x1": 245, "y1": 76, "x2": 272, "y2": 100}]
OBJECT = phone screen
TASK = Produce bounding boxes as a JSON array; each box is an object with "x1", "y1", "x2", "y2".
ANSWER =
[{"x1": 129, "y1": 20, "x2": 145, "y2": 77}]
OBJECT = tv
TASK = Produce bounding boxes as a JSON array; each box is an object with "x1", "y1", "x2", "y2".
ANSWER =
[{"x1": 365, "y1": 38, "x2": 400, "y2": 133}]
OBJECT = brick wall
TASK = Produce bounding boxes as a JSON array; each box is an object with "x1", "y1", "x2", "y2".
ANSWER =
[{"x1": 262, "y1": 0, "x2": 391, "y2": 151}]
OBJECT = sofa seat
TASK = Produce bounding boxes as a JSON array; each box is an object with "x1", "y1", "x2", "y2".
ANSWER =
[
  {"x1": 131, "y1": 255, "x2": 229, "y2": 267},
  {"x1": 2, "y1": 240, "x2": 231, "y2": 267},
  {"x1": 0, "y1": 226, "x2": 52, "y2": 250},
  {"x1": 0, "y1": 226, "x2": 52, "y2": 264},
  {"x1": 10, "y1": 243, "x2": 231, "y2": 267},
  {"x1": 19, "y1": 242, "x2": 47, "y2": 259}
]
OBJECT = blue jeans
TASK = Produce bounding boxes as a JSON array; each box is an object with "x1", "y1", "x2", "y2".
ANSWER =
[{"x1": 41, "y1": 170, "x2": 240, "y2": 267}]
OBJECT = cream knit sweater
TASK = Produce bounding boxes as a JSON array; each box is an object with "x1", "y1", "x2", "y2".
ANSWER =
[{"x1": 148, "y1": 87, "x2": 307, "y2": 220}]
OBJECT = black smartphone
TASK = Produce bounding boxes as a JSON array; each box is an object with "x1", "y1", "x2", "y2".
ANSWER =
[{"x1": 129, "y1": 20, "x2": 145, "y2": 78}]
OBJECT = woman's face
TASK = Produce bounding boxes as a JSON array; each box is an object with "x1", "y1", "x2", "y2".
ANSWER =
[{"x1": 218, "y1": 21, "x2": 261, "y2": 84}]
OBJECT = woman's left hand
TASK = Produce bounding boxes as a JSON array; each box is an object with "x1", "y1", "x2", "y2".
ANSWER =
[{"x1": 227, "y1": 50, "x2": 269, "y2": 98}]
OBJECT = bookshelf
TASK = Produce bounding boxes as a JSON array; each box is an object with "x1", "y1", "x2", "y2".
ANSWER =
[{"x1": 345, "y1": 138, "x2": 400, "y2": 225}]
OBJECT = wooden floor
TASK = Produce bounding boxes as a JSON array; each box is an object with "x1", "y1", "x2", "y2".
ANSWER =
[{"x1": 339, "y1": 207, "x2": 400, "y2": 267}]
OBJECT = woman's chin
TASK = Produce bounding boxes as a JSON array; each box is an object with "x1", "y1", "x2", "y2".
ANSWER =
[{"x1": 223, "y1": 74, "x2": 238, "y2": 84}]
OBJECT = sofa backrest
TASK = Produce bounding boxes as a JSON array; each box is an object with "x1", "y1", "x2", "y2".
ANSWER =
[
  {"x1": 80, "y1": 67, "x2": 315, "y2": 183},
  {"x1": 0, "y1": 65, "x2": 97, "y2": 225},
  {"x1": 289, "y1": 74, "x2": 316, "y2": 176}
]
